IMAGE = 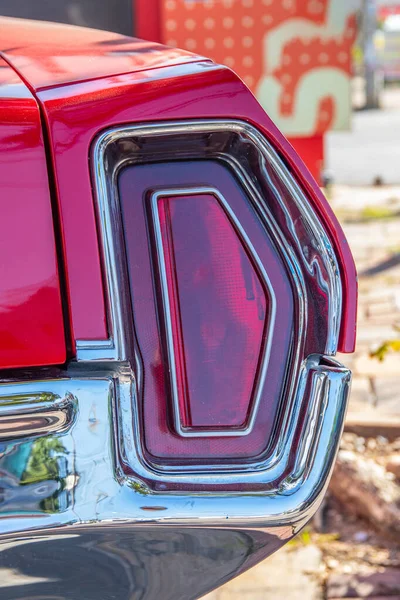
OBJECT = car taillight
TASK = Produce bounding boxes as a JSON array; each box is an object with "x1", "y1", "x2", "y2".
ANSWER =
[{"x1": 90, "y1": 119, "x2": 355, "y2": 487}]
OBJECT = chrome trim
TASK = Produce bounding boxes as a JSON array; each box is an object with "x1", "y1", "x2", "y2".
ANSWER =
[
  {"x1": 0, "y1": 383, "x2": 76, "y2": 440},
  {"x1": 150, "y1": 187, "x2": 277, "y2": 438},
  {"x1": 79, "y1": 119, "x2": 341, "y2": 360},
  {"x1": 75, "y1": 338, "x2": 116, "y2": 361},
  {"x1": 117, "y1": 353, "x2": 349, "y2": 483},
  {"x1": 0, "y1": 356, "x2": 350, "y2": 536}
]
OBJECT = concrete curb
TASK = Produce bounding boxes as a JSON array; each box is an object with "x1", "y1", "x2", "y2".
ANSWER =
[{"x1": 345, "y1": 414, "x2": 400, "y2": 440}]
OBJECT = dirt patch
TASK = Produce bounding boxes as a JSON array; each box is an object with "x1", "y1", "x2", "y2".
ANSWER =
[{"x1": 299, "y1": 434, "x2": 400, "y2": 598}]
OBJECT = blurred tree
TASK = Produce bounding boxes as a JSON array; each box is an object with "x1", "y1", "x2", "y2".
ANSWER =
[
  {"x1": 20, "y1": 437, "x2": 68, "y2": 512},
  {"x1": 371, "y1": 324, "x2": 400, "y2": 361}
]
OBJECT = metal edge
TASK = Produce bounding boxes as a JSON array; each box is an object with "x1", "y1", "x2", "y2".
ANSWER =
[
  {"x1": 0, "y1": 381, "x2": 77, "y2": 440},
  {"x1": 116, "y1": 354, "x2": 350, "y2": 486},
  {"x1": 0, "y1": 361, "x2": 350, "y2": 535}
]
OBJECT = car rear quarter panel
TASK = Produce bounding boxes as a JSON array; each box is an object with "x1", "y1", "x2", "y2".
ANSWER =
[
  {"x1": 34, "y1": 60, "x2": 356, "y2": 351},
  {"x1": 0, "y1": 57, "x2": 65, "y2": 368}
]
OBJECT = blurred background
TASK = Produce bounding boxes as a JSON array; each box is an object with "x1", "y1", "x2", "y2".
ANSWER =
[{"x1": 1, "y1": 0, "x2": 399, "y2": 597}]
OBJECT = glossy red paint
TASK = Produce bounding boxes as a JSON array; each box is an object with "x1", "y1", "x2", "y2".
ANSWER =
[
  {"x1": 0, "y1": 18, "x2": 208, "y2": 341},
  {"x1": 0, "y1": 17, "x2": 202, "y2": 90},
  {"x1": 32, "y1": 58, "x2": 356, "y2": 351},
  {"x1": 0, "y1": 58, "x2": 66, "y2": 369}
]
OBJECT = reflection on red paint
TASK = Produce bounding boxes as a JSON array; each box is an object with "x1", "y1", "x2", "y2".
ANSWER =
[
  {"x1": 0, "y1": 16, "x2": 201, "y2": 90},
  {"x1": 0, "y1": 58, "x2": 66, "y2": 368},
  {"x1": 36, "y1": 53, "x2": 356, "y2": 351}
]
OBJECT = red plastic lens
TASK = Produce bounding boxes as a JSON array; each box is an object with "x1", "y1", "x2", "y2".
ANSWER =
[
  {"x1": 119, "y1": 160, "x2": 293, "y2": 464},
  {"x1": 156, "y1": 193, "x2": 267, "y2": 431}
]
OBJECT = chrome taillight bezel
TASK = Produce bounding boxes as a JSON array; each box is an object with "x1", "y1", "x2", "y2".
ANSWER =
[{"x1": 76, "y1": 119, "x2": 345, "y2": 489}]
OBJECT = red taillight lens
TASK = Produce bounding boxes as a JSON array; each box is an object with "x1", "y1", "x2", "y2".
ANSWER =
[
  {"x1": 155, "y1": 193, "x2": 267, "y2": 432},
  {"x1": 119, "y1": 160, "x2": 293, "y2": 464}
]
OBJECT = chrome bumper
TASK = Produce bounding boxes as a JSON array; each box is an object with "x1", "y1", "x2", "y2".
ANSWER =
[{"x1": 0, "y1": 354, "x2": 350, "y2": 599}]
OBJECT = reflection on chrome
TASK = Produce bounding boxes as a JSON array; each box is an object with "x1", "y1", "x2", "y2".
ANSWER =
[
  {"x1": 0, "y1": 356, "x2": 350, "y2": 528},
  {"x1": 0, "y1": 387, "x2": 75, "y2": 440},
  {"x1": 0, "y1": 383, "x2": 76, "y2": 516},
  {"x1": 0, "y1": 356, "x2": 349, "y2": 597}
]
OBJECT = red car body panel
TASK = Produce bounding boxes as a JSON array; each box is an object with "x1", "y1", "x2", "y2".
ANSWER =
[
  {"x1": 0, "y1": 16, "x2": 203, "y2": 90},
  {"x1": 0, "y1": 17, "x2": 356, "y2": 351},
  {"x1": 39, "y1": 64, "x2": 356, "y2": 349},
  {"x1": 0, "y1": 19, "x2": 357, "y2": 600},
  {"x1": 0, "y1": 57, "x2": 66, "y2": 368}
]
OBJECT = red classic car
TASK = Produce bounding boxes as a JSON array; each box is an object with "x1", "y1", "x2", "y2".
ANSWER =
[{"x1": 0, "y1": 17, "x2": 357, "y2": 600}]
